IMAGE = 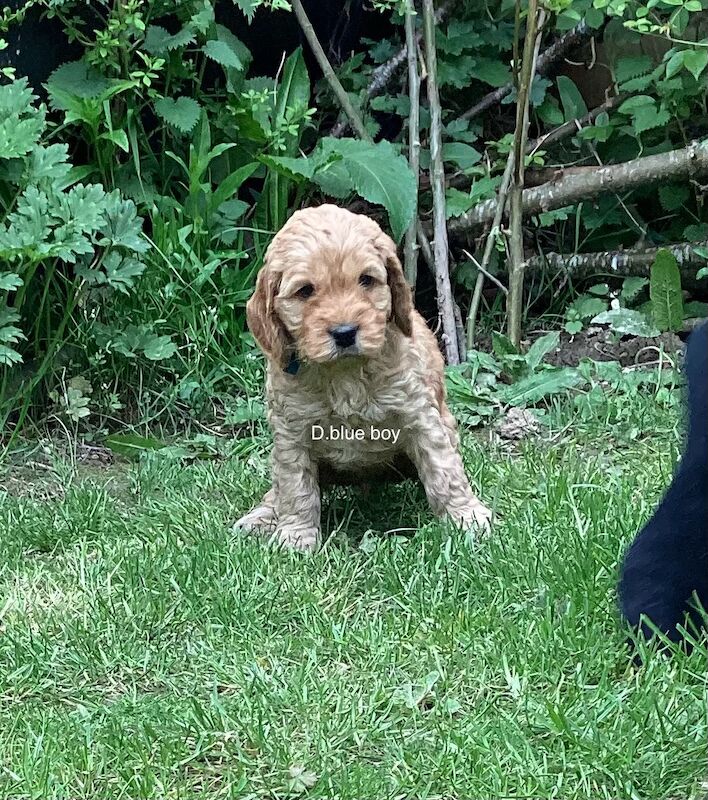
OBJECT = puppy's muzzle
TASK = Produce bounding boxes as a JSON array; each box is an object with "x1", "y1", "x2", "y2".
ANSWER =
[{"x1": 329, "y1": 324, "x2": 359, "y2": 353}]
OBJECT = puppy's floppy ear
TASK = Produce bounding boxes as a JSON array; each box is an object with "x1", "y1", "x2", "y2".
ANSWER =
[
  {"x1": 247, "y1": 266, "x2": 289, "y2": 368},
  {"x1": 380, "y1": 234, "x2": 413, "y2": 337}
]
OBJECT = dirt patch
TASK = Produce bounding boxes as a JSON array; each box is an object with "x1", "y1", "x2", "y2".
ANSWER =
[{"x1": 533, "y1": 327, "x2": 685, "y2": 368}]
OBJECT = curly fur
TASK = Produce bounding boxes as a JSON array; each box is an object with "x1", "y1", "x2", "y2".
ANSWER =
[{"x1": 235, "y1": 204, "x2": 492, "y2": 551}]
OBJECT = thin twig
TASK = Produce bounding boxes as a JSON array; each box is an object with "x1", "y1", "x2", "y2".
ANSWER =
[
  {"x1": 291, "y1": 0, "x2": 368, "y2": 140},
  {"x1": 403, "y1": 0, "x2": 421, "y2": 286},
  {"x1": 460, "y1": 20, "x2": 590, "y2": 122},
  {"x1": 507, "y1": 4, "x2": 546, "y2": 347},
  {"x1": 462, "y1": 249, "x2": 508, "y2": 295},
  {"x1": 330, "y1": 0, "x2": 450, "y2": 137},
  {"x1": 465, "y1": 144, "x2": 515, "y2": 350},
  {"x1": 423, "y1": 0, "x2": 459, "y2": 364}
]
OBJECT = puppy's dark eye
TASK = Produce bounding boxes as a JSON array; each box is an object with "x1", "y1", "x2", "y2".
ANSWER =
[
  {"x1": 359, "y1": 274, "x2": 375, "y2": 288},
  {"x1": 294, "y1": 284, "x2": 315, "y2": 300}
]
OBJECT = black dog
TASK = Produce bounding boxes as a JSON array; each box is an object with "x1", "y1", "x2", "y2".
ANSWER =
[{"x1": 618, "y1": 322, "x2": 708, "y2": 646}]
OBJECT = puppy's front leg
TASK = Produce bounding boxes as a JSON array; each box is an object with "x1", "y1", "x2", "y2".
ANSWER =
[
  {"x1": 271, "y1": 432, "x2": 321, "y2": 552},
  {"x1": 407, "y1": 410, "x2": 492, "y2": 533}
]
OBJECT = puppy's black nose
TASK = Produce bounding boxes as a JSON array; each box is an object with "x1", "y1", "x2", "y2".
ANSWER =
[{"x1": 329, "y1": 324, "x2": 359, "y2": 349}]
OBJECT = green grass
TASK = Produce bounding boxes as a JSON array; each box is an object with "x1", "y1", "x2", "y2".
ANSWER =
[{"x1": 0, "y1": 392, "x2": 705, "y2": 800}]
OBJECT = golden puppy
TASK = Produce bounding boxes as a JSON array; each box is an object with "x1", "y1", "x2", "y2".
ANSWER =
[{"x1": 235, "y1": 204, "x2": 491, "y2": 551}]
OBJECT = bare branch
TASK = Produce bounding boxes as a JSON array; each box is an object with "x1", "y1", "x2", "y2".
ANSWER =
[
  {"x1": 423, "y1": 0, "x2": 459, "y2": 364},
  {"x1": 459, "y1": 20, "x2": 590, "y2": 123},
  {"x1": 330, "y1": 0, "x2": 451, "y2": 138},
  {"x1": 527, "y1": 93, "x2": 625, "y2": 154},
  {"x1": 447, "y1": 140, "x2": 708, "y2": 235}
]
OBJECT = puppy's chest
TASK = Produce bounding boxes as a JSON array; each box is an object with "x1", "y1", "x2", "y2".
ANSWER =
[{"x1": 284, "y1": 373, "x2": 408, "y2": 463}]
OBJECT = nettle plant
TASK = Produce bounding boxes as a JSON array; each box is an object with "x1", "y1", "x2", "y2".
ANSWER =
[{"x1": 0, "y1": 80, "x2": 152, "y2": 419}]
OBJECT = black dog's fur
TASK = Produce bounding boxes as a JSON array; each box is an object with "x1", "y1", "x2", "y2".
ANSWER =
[{"x1": 618, "y1": 323, "x2": 708, "y2": 645}]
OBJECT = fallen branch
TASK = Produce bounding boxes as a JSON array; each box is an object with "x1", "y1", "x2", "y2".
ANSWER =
[
  {"x1": 423, "y1": 0, "x2": 459, "y2": 364},
  {"x1": 527, "y1": 93, "x2": 625, "y2": 154},
  {"x1": 460, "y1": 20, "x2": 590, "y2": 122},
  {"x1": 528, "y1": 241, "x2": 708, "y2": 290},
  {"x1": 403, "y1": 1, "x2": 421, "y2": 285},
  {"x1": 330, "y1": 1, "x2": 450, "y2": 138},
  {"x1": 447, "y1": 139, "x2": 708, "y2": 235}
]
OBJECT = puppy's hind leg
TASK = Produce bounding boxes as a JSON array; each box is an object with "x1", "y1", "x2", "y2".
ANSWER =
[{"x1": 234, "y1": 488, "x2": 278, "y2": 534}]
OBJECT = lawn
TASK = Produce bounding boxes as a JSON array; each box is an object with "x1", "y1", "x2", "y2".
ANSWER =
[{"x1": 0, "y1": 388, "x2": 705, "y2": 800}]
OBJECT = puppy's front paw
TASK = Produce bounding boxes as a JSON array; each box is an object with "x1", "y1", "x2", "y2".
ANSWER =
[
  {"x1": 233, "y1": 505, "x2": 277, "y2": 535},
  {"x1": 456, "y1": 501, "x2": 493, "y2": 536},
  {"x1": 271, "y1": 525, "x2": 320, "y2": 553}
]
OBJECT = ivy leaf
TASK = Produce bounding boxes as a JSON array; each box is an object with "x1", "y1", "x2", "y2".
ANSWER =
[
  {"x1": 650, "y1": 248, "x2": 683, "y2": 332},
  {"x1": 154, "y1": 96, "x2": 202, "y2": 134},
  {"x1": 591, "y1": 308, "x2": 661, "y2": 337},
  {"x1": 202, "y1": 39, "x2": 243, "y2": 70}
]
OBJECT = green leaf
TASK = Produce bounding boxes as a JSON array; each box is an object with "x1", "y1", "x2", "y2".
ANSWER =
[
  {"x1": 0, "y1": 272, "x2": 22, "y2": 291},
  {"x1": 46, "y1": 60, "x2": 111, "y2": 104},
  {"x1": 0, "y1": 80, "x2": 44, "y2": 158},
  {"x1": 233, "y1": 0, "x2": 259, "y2": 21},
  {"x1": 210, "y1": 162, "x2": 259, "y2": 209},
  {"x1": 202, "y1": 39, "x2": 243, "y2": 69},
  {"x1": 525, "y1": 332, "x2": 560, "y2": 371},
  {"x1": 557, "y1": 75, "x2": 588, "y2": 122},
  {"x1": 615, "y1": 55, "x2": 652, "y2": 83},
  {"x1": 103, "y1": 253, "x2": 146, "y2": 294},
  {"x1": 497, "y1": 368, "x2": 582, "y2": 406},
  {"x1": 143, "y1": 334, "x2": 177, "y2": 360},
  {"x1": 659, "y1": 183, "x2": 690, "y2": 212},
  {"x1": 441, "y1": 142, "x2": 482, "y2": 169},
  {"x1": 620, "y1": 276, "x2": 648, "y2": 303},
  {"x1": 492, "y1": 331, "x2": 518, "y2": 358},
  {"x1": 591, "y1": 308, "x2": 661, "y2": 337},
  {"x1": 618, "y1": 94, "x2": 655, "y2": 113},
  {"x1": 317, "y1": 138, "x2": 416, "y2": 242},
  {"x1": 650, "y1": 248, "x2": 684, "y2": 332},
  {"x1": 154, "y1": 96, "x2": 202, "y2": 134},
  {"x1": 143, "y1": 24, "x2": 195, "y2": 54},
  {"x1": 569, "y1": 295, "x2": 607, "y2": 321},
  {"x1": 683, "y1": 49, "x2": 708, "y2": 81},
  {"x1": 445, "y1": 187, "x2": 474, "y2": 219},
  {"x1": 0, "y1": 343, "x2": 22, "y2": 365},
  {"x1": 697, "y1": 266, "x2": 708, "y2": 280},
  {"x1": 105, "y1": 433, "x2": 166, "y2": 460},
  {"x1": 474, "y1": 58, "x2": 511, "y2": 87},
  {"x1": 632, "y1": 105, "x2": 672, "y2": 134}
]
